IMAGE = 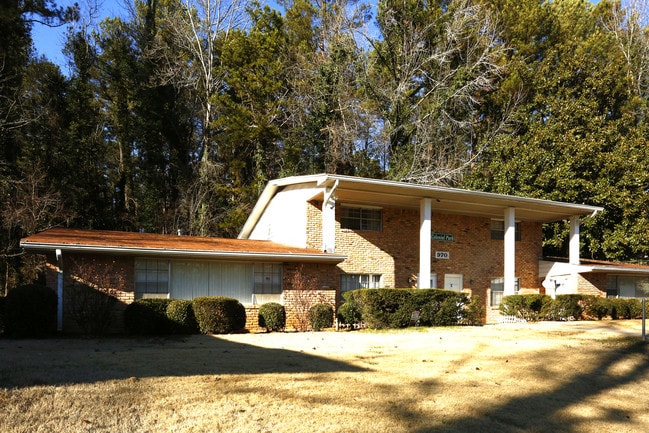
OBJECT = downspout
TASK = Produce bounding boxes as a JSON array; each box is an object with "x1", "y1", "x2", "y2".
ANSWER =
[{"x1": 55, "y1": 248, "x2": 63, "y2": 332}]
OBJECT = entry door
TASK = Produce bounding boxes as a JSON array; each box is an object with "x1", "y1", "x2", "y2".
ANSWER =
[{"x1": 444, "y1": 274, "x2": 463, "y2": 292}]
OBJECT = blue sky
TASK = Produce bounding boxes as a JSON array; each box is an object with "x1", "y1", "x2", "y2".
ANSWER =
[{"x1": 32, "y1": 0, "x2": 602, "y2": 73}]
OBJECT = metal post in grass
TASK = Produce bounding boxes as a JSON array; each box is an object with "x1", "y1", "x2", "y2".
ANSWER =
[{"x1": 643, "y1": 298, "x2": 646, "y2": 342}]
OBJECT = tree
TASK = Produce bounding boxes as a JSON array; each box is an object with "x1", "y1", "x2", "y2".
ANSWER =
[{"x1": 369, "y1": 0, "x2": 508, "y2": 186}]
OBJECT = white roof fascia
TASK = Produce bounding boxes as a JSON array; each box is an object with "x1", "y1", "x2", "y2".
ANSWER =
[{"x1": 20, "y1": 242, "x2": 347, "y2": 264}]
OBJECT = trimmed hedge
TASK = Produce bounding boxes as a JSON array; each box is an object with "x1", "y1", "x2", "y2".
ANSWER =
[
  {"x1": 258, "y1": 302, "x2": 286, "y2": 332},
  {"x1": 166, "y1": 299, "x2": 199, "y2": 334},
  {"x1": 503, "y1": 294, "x2": 644, "y2": 321},
  {"x1": 338, "y1": 288, "x2": 482, "y2": 329},
  {"x1": 4, "y1": 284, "x2": 57, "y2": 337},
  {"x1": 193, "y1": 296, "x2": 246, "y2": 334},
  {"x1": 124, "y1": 298, "x2": 174, "y2": 335},
  {"x1": 309, "y1": 303, "x2": 334, "y2": 331}
]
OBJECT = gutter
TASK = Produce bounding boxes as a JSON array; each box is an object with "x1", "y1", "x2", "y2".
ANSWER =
[{"x1": 20, "y1": 242, "x2": 347, "y2": 264}]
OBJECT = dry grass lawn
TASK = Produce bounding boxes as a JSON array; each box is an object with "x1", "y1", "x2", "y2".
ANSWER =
[{"x1": 1, "y1": 320, "x2": 648, "y2": 433}]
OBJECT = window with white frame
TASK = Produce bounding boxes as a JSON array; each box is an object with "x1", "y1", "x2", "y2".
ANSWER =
[
  {"x1": 135, "y1": 259, "x2": 170, "y2": 297},
  {"x1": 341, "y1": 274, "x2": 381, "y2": 293},
  {"x1": 254, "y1": 263, "x2": 282, "y2": 294},
  {"x1": 490, "y1": 220, "x2": 521, "y2": 241},
  {"x1": 341, "y1": 206, "x2": 382, "y2": 231},
  {"x1": 490, "y1": 277, "x2": 520, "y2": 306}
]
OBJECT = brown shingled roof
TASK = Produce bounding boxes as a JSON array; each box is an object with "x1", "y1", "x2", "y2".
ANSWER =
[{"x1": 21, "y1": 228, "x2": 346, "y2": 263}]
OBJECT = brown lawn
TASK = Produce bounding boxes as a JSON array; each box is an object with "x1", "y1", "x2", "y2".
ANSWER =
[{"x1": 0, "y1": 320, "x2": 648, "y2": 433}]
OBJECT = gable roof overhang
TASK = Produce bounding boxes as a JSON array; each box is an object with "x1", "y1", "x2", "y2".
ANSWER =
[
  {"x1": 239, "y1": 174, "x2": 603, "y2": 238},
  {"x1": 20, "y1": 228, "x2": 347, "y2": 264},
  {"x1": 542, "y1": 258, "x2": 649, "y2": 278}
]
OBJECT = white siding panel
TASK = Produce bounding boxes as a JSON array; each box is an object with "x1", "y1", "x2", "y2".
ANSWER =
[
  {"x1": 248, "y1": 184, "x2": 320, "y2": 247},
  {"x1": 171, "y1": 261, "x2": 209, "y2": 299},
  {"x1": 209, "y1": 262, "x2": 254, "y2": 304},
  {"x1": 170, "y1": 260, "x2": 256, "y2": 304}
]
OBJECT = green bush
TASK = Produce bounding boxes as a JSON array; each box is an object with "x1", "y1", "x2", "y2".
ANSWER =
[
  {"x1": 542, "y1": 295, "x2": 585, "y2": 321},
  {"x1": 66, "y1": 283, "x2": 118, "y2": 335},
  {"x1": 124, "y1": 298, "x2": 174, "y2": 335},
  {"x1": 461, "y1": 295, "x2": 485, "y2": 325},
  {"x1": 309, "y1": 303, "x2": 334, "y2": 331},
  {"x1": 258, "y1": 302, "x2": 286, "y2": 332},
  {"x1": 583, "y1": 297, "x2": 610, "y2": 320},
  {"x1": 500, "y1": 294, "x2": 551, "y2": 322},
  {"x1": 419, "y1": 291, "x2": 467, "y2": 326},
  {"x1": 166, "y1": 299, "x2": 198, "y2": 334},
  {"x1": 5, "y1": 284, "x2": 57, "y2": 337},
  {"x1": 608, "y1": 298, "x2": 642, "y2": 319},
  {"x1": 355, "y1": 288, "x2": 414, "y2": 328},
  {"x1": 193, "y1": 296, "x2": 246, "y2": 334},
  {"x1": 342, "y1": 288, "x2": 474, "y2": 329}
]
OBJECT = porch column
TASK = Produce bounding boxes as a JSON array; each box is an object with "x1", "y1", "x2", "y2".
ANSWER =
[
  {"x1": 569, "y1": 216, "x2": 580, "y2": 265},
  {"x1": 419, "y1": 198, "x2": 432, "y2": 288},
  {"x1": 55, "y1": 248, "x2": 63, "y2": 332},
  {"x1": 503, "y1": 207, "x2": 516, "y2": 296},
  {"x1": 322, "y1": 182, "x2": 338, "y2": 253}
]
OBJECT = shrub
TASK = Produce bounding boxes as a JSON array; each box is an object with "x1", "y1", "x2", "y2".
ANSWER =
[
  {"x1": 5, "y1": 284, "x2": 57, "y2": 337},
  {"x1": 309, "y1": 303, "x2": 334, "y2": 331},
  {"x1": 337, "y1": 300, "x2": 363, "y2": 326},
  {"x1": 356, "y1": 289, "x2": 414, "y2": 329},
  {"x1": 124, "y1": 298, "x2": 174, "y2": 335},
  {"x1": 542, "y1": 295, "x2": 584, "y2": 321},
  {"x1": 166, "y1": 299, "x2": 198, "y2": 334},
  {"x1": 0, "y1": 296, "x2": 6, "y2": 334},
  {"x1": 609, "y1": 298, "x2": 643, "y2": 319},
  {"x1": 66, "y1": 283, "x2": 117, "y2": 335},
  {"x1": 584, "y1": 297, "x2": 610, "y2": 320},
  {"x1": 193, "y1": 297, "x2": 246, "y2": 334},
  {"x1": 500, "y1": 294, "x2": 551, "y2": 322},
  {"x1": 258, "y1": 302, "x2": 286, "y2": 332},
  {"x1": 419, "y1": 292, "x2": 467, "y2": 326},
  {"x1": 461, "y1": 295, "x2": 485, "y2": 325}
]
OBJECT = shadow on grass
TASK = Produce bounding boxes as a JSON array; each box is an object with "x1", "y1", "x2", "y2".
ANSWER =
[
  {"x1": 0, "y1": 334, "x2": 367, "y2": 389},
  {"x1": 403, "y1": 339, "x2": 649, "y2": 433}
]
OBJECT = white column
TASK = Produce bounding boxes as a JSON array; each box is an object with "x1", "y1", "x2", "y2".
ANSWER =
[
  {"x1": 503, "y1": 207, "x2": 517, "y2": 296},
  {"x1": 55, "y1": 248, "x2": 63, "y2": 332},
  {"x1": 419, "y1": 198, "x2": 432, "y2": 288},
  {"x1": 569, "y1": 216, "x2": 580, "y2": 265}
]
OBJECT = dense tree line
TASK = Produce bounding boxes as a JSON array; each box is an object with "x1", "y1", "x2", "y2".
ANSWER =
[{"x1": 2, "y1": 0, "x2": 649, "y2": 291}]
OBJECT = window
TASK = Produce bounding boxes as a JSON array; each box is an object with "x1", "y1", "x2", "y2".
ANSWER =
[
  {"x1": 135, "y1": 259, "x2": 170, "y2": 296},
  {"x1": 254, "y1": 263, "x2": 282, "y2": 294},
  {"x1": 606, "y1": 275, "x2": 649, "y2": 298},
  {"x1": 341, "y1": 274, "x2": 381, "y2": 293},
  {"x1": 491, "y1": 220, "x2": 521, "y2": 241},
  {"x1": 490, "y1": 277, "x2": 520, "y2": 306},
  {"x1": 341, "y1": 207, "x2": 382, "y2": 231}
]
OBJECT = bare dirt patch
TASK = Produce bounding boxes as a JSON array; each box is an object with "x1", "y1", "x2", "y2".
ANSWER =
[{"x1": 1, "y1": 320, "x2": 647, "y2": 432}]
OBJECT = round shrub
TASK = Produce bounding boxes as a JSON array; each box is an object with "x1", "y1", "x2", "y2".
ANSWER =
[
  {"x1": 193, "y1": 296, "x2": 246, "y2": 334},
  {"x1": 258, "y1": 302, "x2": 286, "y2": 332},
  {"x1": 309, "y1": 303, "x2": 334, "y2": 331},
  {"x1": 5, "y1": 284, "x2": 57, "y2": 337},
  {"x1": 166, "y1": 299, "x2": 198, "y2": 334},
  {"x1": 337, "y1": 301, "x2": 362, "y2": 326},
  {"x1": 124, "y1": 298, "x2": 174, "y2": 335}
]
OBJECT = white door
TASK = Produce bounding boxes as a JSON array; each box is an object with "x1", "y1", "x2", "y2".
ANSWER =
[{"x1": 444, "y1": 274, "x2": 463, "y2": 292}]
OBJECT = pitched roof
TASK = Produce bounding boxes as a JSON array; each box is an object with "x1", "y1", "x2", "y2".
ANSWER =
[
  {"x1": 240, "y1": 174, "x2": 603, "y2": 238},
  {"x1": 20, "y1": 228, "x2": 346, "y2": 263}
]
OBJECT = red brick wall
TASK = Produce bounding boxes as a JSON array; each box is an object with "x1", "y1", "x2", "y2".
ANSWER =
[{"x1": 305, "y1": 202, "x2": 544, "y2": 311}]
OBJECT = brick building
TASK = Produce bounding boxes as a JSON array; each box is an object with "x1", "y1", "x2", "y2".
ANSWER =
[{"x1": 21, "y1": 173, "x2": 649, "y2": 331}]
